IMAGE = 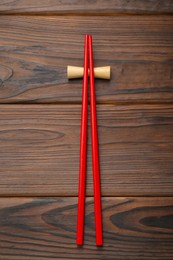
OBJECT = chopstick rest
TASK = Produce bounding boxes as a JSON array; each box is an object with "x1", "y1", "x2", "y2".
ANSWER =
[
  {"x1": 67, "y1": 35, "x2": 111, "y2": 246},
  {"x1": 67, "y1": 66, "x2": 111, "y2": 79}
]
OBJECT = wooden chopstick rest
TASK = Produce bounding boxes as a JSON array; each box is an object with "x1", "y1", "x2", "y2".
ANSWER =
[{"x1": 67, "y1": 66, "x2": 111, "y2": 79}]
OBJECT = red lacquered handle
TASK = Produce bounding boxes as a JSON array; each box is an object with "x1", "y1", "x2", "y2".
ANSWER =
[
  {"x1": 76, "y1": 35, "x2": 89, "y2": 245},
  {"x1": 89, "y1": 35, "x2": 103, "y2": 246}
]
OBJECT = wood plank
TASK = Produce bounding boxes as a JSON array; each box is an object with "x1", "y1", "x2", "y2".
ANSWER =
[
  {"x1": 0, "y1": 15, "x2": 173, "y2": 103},
  {"x1": 0, "y1": 104, "x2": 173, "y2": 196},
  {"x1": 0, "y1": 197, "x2": 173, "y2": 259},
  {"x1": 0, "y1": 0, "x2": 173, "y2": 14}
]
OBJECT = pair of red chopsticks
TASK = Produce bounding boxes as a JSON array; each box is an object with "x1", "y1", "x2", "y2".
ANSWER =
[{"x1": 76, "y1": 35, "x2": 102, "y2": 246}]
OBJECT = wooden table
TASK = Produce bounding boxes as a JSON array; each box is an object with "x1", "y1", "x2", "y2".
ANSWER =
[{"x1": 0, "y1": 1, "x2": 173, "y2": 259}]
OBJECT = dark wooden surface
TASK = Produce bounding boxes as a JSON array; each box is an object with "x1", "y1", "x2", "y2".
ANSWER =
[
  {"x1": 0, "y1": 15, "x2": 173, "y2": 103},
  {"x1": 0, "y1": 197, "x2": 173, "y2": 260},
  {"x1": 0, "y1": 1, "x2": 173, "y2": 259},
  {"x1": 0, "y1": 104, "x2": 173, "y2": 196},
  {"x1": 0, "y1": 0, "x2": 173, "y2": 14}
]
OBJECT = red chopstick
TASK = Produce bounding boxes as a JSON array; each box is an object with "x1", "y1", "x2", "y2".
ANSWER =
[
  {"x1": 76, "y1": 35, "x2": 89, "y2": 245},
  {"x1": 89, "y1": 35, "x2": 103, "y2": 246}
]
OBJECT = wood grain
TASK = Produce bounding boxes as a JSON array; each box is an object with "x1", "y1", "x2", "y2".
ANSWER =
[
  {"x1": 0, "y1": 15, "x2": 173, "y2": 103},
  {"x1": 0, "y1": 0, "x2": 173, "y2": 14},
  {"x1": 0, "y1": 1, "x2": 173, "y2": 259},
  {"x1": 0, "y1": 104, "x2": 173, "y2": 196},
  {"x1": 0, "y1": 197, "x2": 173, "y2": 259}
]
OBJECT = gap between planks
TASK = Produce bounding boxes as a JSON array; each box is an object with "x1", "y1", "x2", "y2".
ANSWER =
[
  {"x1": 0, "y1": 13, "x2": 172, "y2": 16},
  {"x1": 0, "y1": 101, "x2": 173, "y2": 106},
  {"x1": 0, "y1": 195, "x2": 173, "y2": 198}
]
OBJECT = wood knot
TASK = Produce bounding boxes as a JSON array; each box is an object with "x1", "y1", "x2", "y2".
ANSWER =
[{"x1": 0, "y1": 65, "x2": 13, "y2": 86}]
